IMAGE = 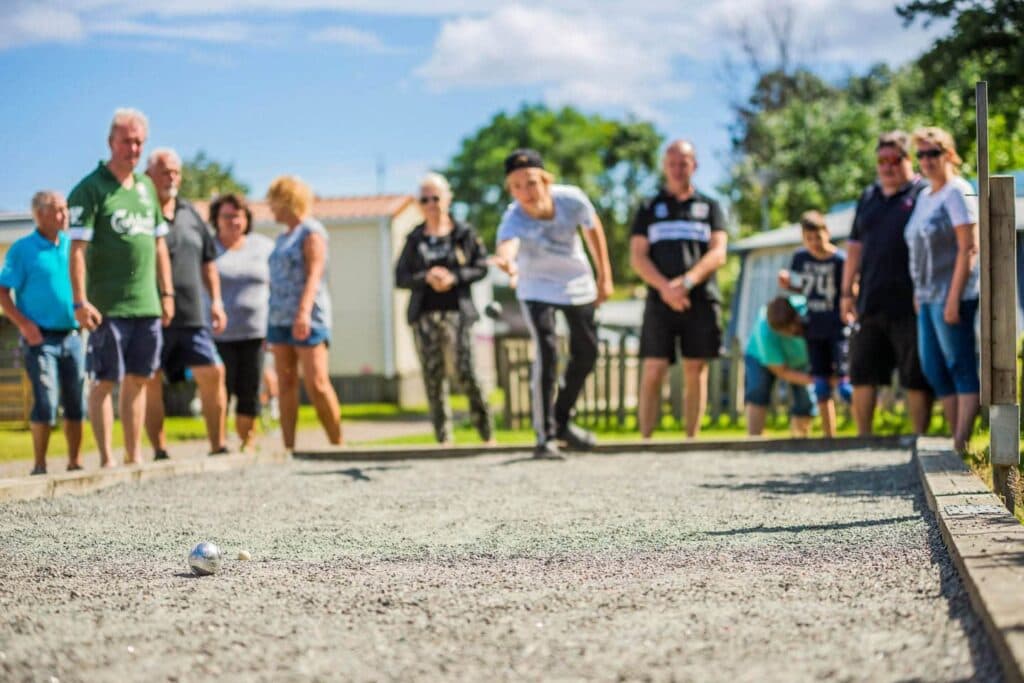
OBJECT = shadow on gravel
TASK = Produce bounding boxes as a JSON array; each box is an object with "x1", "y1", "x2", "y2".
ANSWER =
[
  {"x1": 705, "y1": 515, "x2": 920, "y2": 537},
  {"x1": 699, "y1": 460, "x2": 915, "y2": 499},
  {"x1": 296, "y1": 465, "x2": 411, "y2": 481}
]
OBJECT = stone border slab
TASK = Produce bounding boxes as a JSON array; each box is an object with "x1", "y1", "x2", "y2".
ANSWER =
[
  {"x1": 0, "y1": 450, "x2": 290, "y2": 504},
  {"x1": 915, "y1": 436, "x2": 1024, "y2": 683},
  {"x1": 294, "y1": 434, "x2": 914, "y2": 462}
]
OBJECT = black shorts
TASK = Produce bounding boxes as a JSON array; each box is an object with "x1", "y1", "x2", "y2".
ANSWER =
[
  {"x1": 215, "y1": 338, "x2": 265, "y2": 416},
  {"x1": 848, "y1": 314, "x2": 930, "y2": 391},
  {"x1": 806, "y1": 336, "x2": 845, "y2": 378},
  {"x1": 639, "y1": 297, "x2": 723, "y2": 363}
]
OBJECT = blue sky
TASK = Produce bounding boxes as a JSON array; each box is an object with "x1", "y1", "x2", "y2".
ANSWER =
[{"x1": 0, "y1": 1, "x2": 946, "y2": 213}]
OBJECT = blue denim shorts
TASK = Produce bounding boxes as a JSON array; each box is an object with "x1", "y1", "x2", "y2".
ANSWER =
[
  {"x1": 86, "y1": 317, "x2": 163, "y2": 382},
  {"x1": 266, "y1": 325, "x2": 330, "y2": 347},
  {"x1": 23, "y1": 330, "x2": 86, "y2": 424},
  {"x1": 743, "y1": 355, "x2": 817, "y2": 417},
  {"x1": 917, "y1": 299, "x2": 980, "y2": 397}
]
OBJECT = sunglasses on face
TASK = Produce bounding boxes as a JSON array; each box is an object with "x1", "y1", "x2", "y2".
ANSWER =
[
  {"x1": 876, "y1": 155, "x2": 904, "y2": 167},
  {"x1": 916, "y1": 149, "x2": 944, "y2": 160},
  {"x1": 419, "y1": 196, "x2": 441, "y2": 205}
]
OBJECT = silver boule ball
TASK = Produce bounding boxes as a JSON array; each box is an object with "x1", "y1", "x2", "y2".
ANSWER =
[{"x1": 188, "y1": 541, "x2": 222, "y2": 576}]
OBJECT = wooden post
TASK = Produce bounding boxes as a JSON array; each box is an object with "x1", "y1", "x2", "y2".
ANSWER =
[{"x1": 978, "y1": 82, "x2": 1020, "y2": 510}]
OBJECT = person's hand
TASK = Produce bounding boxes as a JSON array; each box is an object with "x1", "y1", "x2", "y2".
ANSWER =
[
  {"x1": 160, "y1": 296, "x2": 174, "y2": 328},
  {"x1": 292, "y1": 312, "x2": 311, "y2": 342},
  {"x1": 19, "y1": 321, "x2": 42, "y2": 346},
  {"x1": 777, "y1": 269, "x2": 791, "y2": 290},
  {"x1": 840, "y1": 295, "x2": 856, "y2": 325},
  {"x1": 210, "y1": 300, "x2": 227, "y2": 335},
  {"x1": 943, "y1": 297, "x2": 960, "y2": 324},
  {"x1": 659, "y1": 278, "x2": 689, "y2": 312},
  {"x1": 595, "y1": 277, "x2": 614, "y2": 307},
  {"x1": 74, "y1": 301, "x2": 103, "y2": 331},
  {"x1": 427, "y1": 266, "x2": 456, "y2": 292}
]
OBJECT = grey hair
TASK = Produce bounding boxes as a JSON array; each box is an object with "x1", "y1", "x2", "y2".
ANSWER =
[
  {"x1": 147, "y1": 147, "x2": 182, "y2": 170},
  {"x1": 109, "y1": 107, "x2": 149, "y2": 138},
  {"x1": 419, "y1": 172, "x2": 452, "y2": 198},
  {"x1": 30, "y1": 190, "x2": 62, "y2": 218}
]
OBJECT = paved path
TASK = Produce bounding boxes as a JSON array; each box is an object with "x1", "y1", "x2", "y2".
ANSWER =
[
  {"x1": 0, "y1": 417, "x2": 432, "y2": 479},
  {"x1": 0, "y1": 446, "x2": 1002, "y2": 682}
]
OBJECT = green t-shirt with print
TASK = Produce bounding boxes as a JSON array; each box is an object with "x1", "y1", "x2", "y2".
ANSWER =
[
  {"x1": 68, "y1": 162, "x2": 167, "y2": 317},
  {"x1": 745, "y1": 295, "x2": 810, "y2": 369}
]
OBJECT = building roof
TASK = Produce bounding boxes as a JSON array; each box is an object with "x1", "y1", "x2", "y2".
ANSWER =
[{"x1": 191, "y1": 194, "x2": 417, "y2": 225}]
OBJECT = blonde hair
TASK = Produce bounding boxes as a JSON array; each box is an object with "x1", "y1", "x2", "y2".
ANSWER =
[
  {"x1": 109, "y1": 108, "x2": 149, "y2": 138},
  {"x1": 419, "y1": 172, "x2": 452, "y2": 199},
  {"x1": 266, "y1": 175, "x2": 313, "y2": 217},
  {"x1": 503, "y1": 166, "x2": 554, "y2": 191},
  {"x1": 912, "y1": 126, "x2": 963, "y2": 170}
]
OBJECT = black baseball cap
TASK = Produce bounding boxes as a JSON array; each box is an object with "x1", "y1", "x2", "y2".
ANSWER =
[{"x1": 504, "y1": 148, "x2": 544, "y2": 176}]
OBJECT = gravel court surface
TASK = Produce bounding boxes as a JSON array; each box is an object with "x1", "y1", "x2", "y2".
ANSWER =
[{"x1": 0, "y1": 447, "x2": 1002, "y2": 682}]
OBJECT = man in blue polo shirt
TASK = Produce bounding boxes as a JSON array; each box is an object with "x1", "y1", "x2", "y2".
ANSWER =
[{"x1": 0, "y1": 191, "x2": 85, "y2": 475}]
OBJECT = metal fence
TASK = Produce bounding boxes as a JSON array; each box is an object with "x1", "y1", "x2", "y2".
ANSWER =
[{"x1": 494, "y1": 328, "x2": 744, "y2": 431}]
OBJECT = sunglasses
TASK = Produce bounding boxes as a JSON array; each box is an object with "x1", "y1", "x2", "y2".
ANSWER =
[
  {"x1": 419, "y1": 196, "x2": 441, "y2": 205},
  {"x1": 876, "y1": 155, "x2": 904, "y2": 167},
  {"x1": 916, "y1": 149, "x2": 944, "y2": 160}
]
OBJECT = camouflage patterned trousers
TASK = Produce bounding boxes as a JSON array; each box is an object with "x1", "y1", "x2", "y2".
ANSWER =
[{"x1": 411, "y1": 310, "x2": 493, "y2": 443}]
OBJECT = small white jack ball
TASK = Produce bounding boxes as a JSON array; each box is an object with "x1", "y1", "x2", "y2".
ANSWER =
[{"x1": 237, "y1": 550, "x2": 252, "y2": 561}]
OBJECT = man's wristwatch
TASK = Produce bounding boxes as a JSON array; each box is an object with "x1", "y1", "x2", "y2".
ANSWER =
[{"x1": 681, "y1": 274, "x2": 696, "y2": 292}]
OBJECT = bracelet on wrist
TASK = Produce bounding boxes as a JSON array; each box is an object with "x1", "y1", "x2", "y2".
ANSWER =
[{"x1": 160, "y1": 291, "x2": 175, "y2": 298}]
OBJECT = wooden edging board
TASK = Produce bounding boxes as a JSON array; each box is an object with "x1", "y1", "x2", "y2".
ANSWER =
[
  {"x1": 915, "y1": 436, "x2": 1024, "y2": 683},
  {"x1": 0, "y1": 450, "x2": 291, "y2": 504},
  {"x1": 294, "y1": 434, "x2": 914, "y2": 461}
]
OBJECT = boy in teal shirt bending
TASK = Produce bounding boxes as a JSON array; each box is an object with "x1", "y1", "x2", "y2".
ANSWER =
[{"x1": 744, "y1": 296, "x2": 816, "y2": 436}]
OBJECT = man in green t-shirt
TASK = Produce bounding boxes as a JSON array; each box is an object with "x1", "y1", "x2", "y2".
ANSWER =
[
  {"x1": 743, "y1": 295, "x2": 817, "y2": 436},
  {"x1": 68, "y1": 108, "x2": 175, "y2": 468}
]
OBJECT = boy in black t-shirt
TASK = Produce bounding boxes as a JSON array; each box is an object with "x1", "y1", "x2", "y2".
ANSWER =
[{"x1": 778, "y1": 210, "x2": 851, "y2": 437}]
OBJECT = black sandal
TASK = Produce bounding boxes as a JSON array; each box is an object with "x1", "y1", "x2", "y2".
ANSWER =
[{"x1": 30, "y1": 466, "x2": 47, "y2": 476}]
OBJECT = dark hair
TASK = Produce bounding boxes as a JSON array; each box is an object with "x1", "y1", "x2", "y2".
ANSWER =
[
  {"x1": 209, "y1": 193, "x2": 253, "y2": 235},
  {"x1": 876, "y1": 130, "x2": 910, "y2": 158},
  {"x1": 799, "y1": 210, "x2": 828, "y2": 232},
  {"x1": 766, "y1": 297, "x2": 800, "y2": 332}
]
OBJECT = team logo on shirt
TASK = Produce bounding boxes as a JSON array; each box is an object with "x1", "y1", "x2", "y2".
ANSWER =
[
  {"x1": 690, "y1": 202, "x2": 710, "y2": 220},
  {"x1": 69, "y1": 206, "x2": 84, "y2": 227},
  {"x1": 654, "y1": 202, "x2": 668, "y2": 219},
  {"x1": 110, "y1": 209, "x2": 156, "y2": 236}
]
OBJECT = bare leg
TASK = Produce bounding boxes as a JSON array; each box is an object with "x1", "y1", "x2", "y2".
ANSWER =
[
  {"x1": 271, "y1": 344, "x2": 299, "y2": 450},
  {"x1": 297, "y1": 344, "x2": 342, "y2": 445},
  {"x1": 906, "y1": 388, "x2": 933, "y2": 436},
  {"x1": 120, "y1": 374, "x2": 148, "y2": 464},
  {"x1": 144, "y1": 371, "x2": 166, "y2": 452},
  {"x1": 192, "y1": 364, "x2": 227, "y2": 451},
  {"x1": 852, "y1": 385, "x2": 876, "y2": 436},
  {"x1": 30, "y1": 422, "x2": 50, "y2": 472},
  {"x1": 954, "y1": 393, "x2": 979, "y2": 452},
  {"x1": 939, "y1": 395, "x2": 957, "y2": 438},
  {"x1": 746, "y1": 404, "x2": 767, "y2": 436},
  {"x1": 89, "y1": 380, "x2": 116, "y2": 467},
  {"x1": 638, "y1": 358, "x2": 669, "y2": 439},
  {"x1": 236, "y1": 414, "x2": 256, "y2": 452},
  {"x1": 682, "y1": 359, "x2": 708, "y2": 439},
  {"x1": 64, "y1": 420, "x2": 82, "y2": 468},
  {"x1": 818, "y1": 399, "x2": 837, "y2": 438},
  {"x1": 791, "y1": 415, "x2": 812, "y2": 437}
]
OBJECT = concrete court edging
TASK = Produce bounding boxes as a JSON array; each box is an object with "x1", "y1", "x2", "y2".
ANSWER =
[
  {"x1": 293, "y1": 434, "x2": 915, "y2": 461},
  {"x1": 0, "y1": 450, "x2": 290, "y2": 504},
  {"x1": 915, "y1": 436, "x2": 1024, "y2": 683}
]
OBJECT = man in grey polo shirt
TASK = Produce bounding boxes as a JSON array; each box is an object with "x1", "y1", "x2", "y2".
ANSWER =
[{"x1": 144, "y1": 148, "x2": 229, "y2": 458}]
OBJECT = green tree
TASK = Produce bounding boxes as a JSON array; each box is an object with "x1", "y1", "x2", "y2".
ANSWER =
[
  {"x1": 178, "y1": 150, "x2": 250, "y2": 200},
  {"x1": 444, "y1": 104, "x2": 662, "y2": 282}
]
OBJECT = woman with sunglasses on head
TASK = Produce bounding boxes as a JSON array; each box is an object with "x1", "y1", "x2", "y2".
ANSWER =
[
  {"x1": 395, "y1": 173, "x2": 494, "y2": 445},
  {"x1": 905, "y1": 126, "x2": 979, "y2": 452}
]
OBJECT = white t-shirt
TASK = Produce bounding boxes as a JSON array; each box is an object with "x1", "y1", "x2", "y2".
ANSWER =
[
  {"x1": 496, "y1": 184, "x2": 597, "y2": 305},
  {"x1": 904, "y1": 175, "x2": 978, "y2": 304}
]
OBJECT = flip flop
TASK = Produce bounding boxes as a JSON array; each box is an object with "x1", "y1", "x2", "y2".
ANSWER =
[
  {"x1": 67, "y1": 464, "x2": 84, "y2": 472},
  {"x1": 30, "y1": 466, "x2": 47, "y2": 476}
]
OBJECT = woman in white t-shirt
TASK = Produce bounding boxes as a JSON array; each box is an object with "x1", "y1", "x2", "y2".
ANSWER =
[{"x1": 905, "y1": 126, "x2": 979, "y2": 451}]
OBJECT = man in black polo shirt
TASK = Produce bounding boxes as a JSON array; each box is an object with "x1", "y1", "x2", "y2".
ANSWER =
[
  {"x1": 840, "y1": 131, "x2": 933, "y2": 435},
  {"x1": 144, "y1": 148, "x2": 229, "y2": 458},
  {"x1": 630, "y1": 140, "x2": 728, "y2": 438}
]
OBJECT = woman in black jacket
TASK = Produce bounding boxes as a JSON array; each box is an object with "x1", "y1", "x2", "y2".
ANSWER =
[{"x1": 395, "y1": 173, "x2": 494, "y2": 444}]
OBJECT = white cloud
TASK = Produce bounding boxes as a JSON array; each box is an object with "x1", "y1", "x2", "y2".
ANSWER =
[
  {"x1": 0, "y1": 4, "x2": 85, "y2": 50},
  {"x1": 90, "y1": 20, "x2": 253, "y2": 43},
  {"x1": 311, "y1": 25, "x2": 402, "y2": 54}
]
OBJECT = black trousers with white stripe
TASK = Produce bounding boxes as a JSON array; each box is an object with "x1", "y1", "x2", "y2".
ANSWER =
[{"x1": 522, "y1": 300, "x2": 598, "y2": 443}]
